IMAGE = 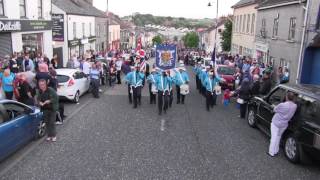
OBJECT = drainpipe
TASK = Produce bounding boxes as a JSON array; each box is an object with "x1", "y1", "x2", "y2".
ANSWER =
[{"x1": 296, "y1": 0, "x2": 310, "y2": 84}]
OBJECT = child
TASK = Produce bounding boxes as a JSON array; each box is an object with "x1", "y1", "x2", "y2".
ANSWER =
[{"x1": 223, "y1": 89, "x2": 231, "y2": 107}]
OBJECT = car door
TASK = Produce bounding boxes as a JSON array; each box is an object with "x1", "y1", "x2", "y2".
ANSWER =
[
  {"x1": 81, "y1": 72, "x2": 90, "y2": 92},
  {"x1": 0, "y1": 107, "x2": 17, "y2": 161},
  {"x1": 258, "y1": 87, "x2": 287, "y2": 130},
  {"x1": 73, "y1": 72, "x2": 83, "y2": 95}
]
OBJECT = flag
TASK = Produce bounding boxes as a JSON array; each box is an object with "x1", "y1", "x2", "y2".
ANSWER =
[
  {"x1": 211, "y1": 48, "x2": 216, "y2": 62},
  {"x1": 155, "y1": 44, "x2": 177, "y2": 70}
]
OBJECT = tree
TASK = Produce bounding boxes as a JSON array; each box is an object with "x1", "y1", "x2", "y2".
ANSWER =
[
  {"x1": 183, "y1": 32, "x2": 199, "y2": 48},
  {"x1": 152, "y1": 35, "x2": 163, "y2": 45},
  {"x1": 221, "y1": 19, "x2": 232, "y2": 52}
]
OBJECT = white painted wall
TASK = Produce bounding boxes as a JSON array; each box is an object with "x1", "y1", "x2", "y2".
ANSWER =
[
  {"x1": 2, "y1": 0, "x2": 51, "y2": 20},
  {"x1": 67, "y1": 15, "x2": 95, "y2": 40}
]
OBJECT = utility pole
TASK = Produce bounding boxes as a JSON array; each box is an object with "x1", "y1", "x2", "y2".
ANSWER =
[{"x1": 106, "y1": 0, "x2": 109, "y2": 51}]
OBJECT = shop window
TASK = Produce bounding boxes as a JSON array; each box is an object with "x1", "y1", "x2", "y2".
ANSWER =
[
  {"x1": 0, "y1": 0, "x2": 4, "y2": 16},
  {"x1": 288, "y1": 17, "x2": 296, "y2": 41},
  {"x1": 22, "y1": 33, "x2": 43, "y2": 55},
  {"x1": 20, "y1": 0, "x2": 26, "y2": 18},
  {"x1": 38, "y1": 0, "x2": 42, "y2": 18}
]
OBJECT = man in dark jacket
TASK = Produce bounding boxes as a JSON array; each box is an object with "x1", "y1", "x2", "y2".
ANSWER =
[
  {"x1": 251, "y1": 74, "x2": 261, "y2": 96},
  {"x1": 260, "y1": 72, "x2": 272, "y2": 95}
]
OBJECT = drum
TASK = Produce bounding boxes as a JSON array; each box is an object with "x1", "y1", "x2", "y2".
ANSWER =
[
  {"x1": 151, "y1": 84, "x2": 158, "y2": 94},
  {"x1": 214, "y1": 85, "x2": 222, "y2": 95},
  {"x1": 180, "y1": 84, "x2": 190, "y2": 95}
]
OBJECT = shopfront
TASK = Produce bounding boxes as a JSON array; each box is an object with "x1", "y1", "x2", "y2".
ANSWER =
[
  {"x1": 255, "y1": 42, "x2": 269, "y2": 64},
  {"x1": 0, "y1": 19, "x2": 52, "y2": 58}
]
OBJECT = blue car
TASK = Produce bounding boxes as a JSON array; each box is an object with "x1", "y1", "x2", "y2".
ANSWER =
[{"x1": 0, "y1": 100, "x2": 45, "y2": 162}]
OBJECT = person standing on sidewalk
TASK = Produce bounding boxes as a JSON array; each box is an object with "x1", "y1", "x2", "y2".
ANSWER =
[
  {"x1": 37, "y1": 79, "x2": 59, "y2": 142},
  {"x1": 268, "y1": 92, "x2": 297, "y2": 157}
]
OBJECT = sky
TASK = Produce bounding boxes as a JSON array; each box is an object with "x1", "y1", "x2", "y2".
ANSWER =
[{"x1": 93, "y1": 0, "x2": 238, "y2": 19}]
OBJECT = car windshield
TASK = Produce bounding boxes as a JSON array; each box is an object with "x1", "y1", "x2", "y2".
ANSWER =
[
  {"x1": 217, "y1": 67, "x2": 235, "y2": 75},
  {"x1": 299, "y1": 95, "x2": 320, "y2": 125},
  {"x1": 57, "y1": 75, "x2": 70, "y2": 83}
]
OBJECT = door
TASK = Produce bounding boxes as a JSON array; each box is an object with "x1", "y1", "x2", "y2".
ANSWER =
[
  {"x1": 81, "y1": 72, "x2": 90, "y2": 92},
  {"x1": 53, "y1": 47, "x2": 63, "y2": 68},
  {"x1": 0, "y1": 33, "x2": 12, "y2": 60},
  {"x1": 0, "y1": 110, "x2": 17, "y2": 160},
  {"x1": 74, "y1": 71, "x2": 85, "y2": 95},
  {"x1": 259, "y1": 87, "x2": 287, "y2": 129}
]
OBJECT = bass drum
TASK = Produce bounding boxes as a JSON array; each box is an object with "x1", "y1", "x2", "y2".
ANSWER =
[{"x1": 180, "y1": 84, "x2": 189, "y2": 95}]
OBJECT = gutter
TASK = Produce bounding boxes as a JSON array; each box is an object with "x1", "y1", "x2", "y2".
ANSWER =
[{"x1": 258, "y1": 1, "x2": 302, "y2": 10}]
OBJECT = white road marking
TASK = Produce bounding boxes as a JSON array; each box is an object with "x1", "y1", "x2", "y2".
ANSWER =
[{"x1": 160, "y1": 119, "x2": 165, "y2": 131}]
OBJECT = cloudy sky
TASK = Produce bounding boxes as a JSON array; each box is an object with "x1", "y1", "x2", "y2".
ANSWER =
[{"x1": 93, "y1": 0, "x2": 238, "y2": 19}]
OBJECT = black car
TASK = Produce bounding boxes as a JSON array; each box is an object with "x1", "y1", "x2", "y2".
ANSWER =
[{"x1": 246, "y1": 84, "x2": 320, "y2": 163}]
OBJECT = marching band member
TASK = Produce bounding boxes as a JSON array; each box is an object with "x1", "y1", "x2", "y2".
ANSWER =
[
  {"x1": 173, "y1": 64, "x2": 189, "y2": 104},
  {"x1": 125, "y1": 66, "x2": 135, "y2": 104},
  {"x1": 155, "y1": 70, "x2": 173, "y2": 115},
  {"x1": 125, "y1": 64, "x2": 145, "y2": 108},
  {"x1": 147, "y1": 68, "x2": 158, "y2": 104},
  {"x1": 193, "y1": 61, "x2": 202, "y2": 92},
  {"x1": 203, "y1": 70, "x2": 225, "y2": 111},
  {"x1": 200, "y1": 66, "x2": 210, "y2": 96}
]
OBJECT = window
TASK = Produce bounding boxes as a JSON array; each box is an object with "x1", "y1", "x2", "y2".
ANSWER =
[
  {"x1": 288, "y1": 17, "x2": 296, "y2": 40},
  {"x1": 0, "y1": 0, "x2": 4, "y2": 16},
  {"x1": 89, "y1": 23, "x2": 92, "y2": 36},
  {"x1": 268, "y1": 87, "x2": 286, "y2": 105},
  {"x1": 236, "y1": 16, "x2": 239, "y2": 32},
  {"x1": 239, "y1": 15, "x2": 242, "y2": 33},
  {"x1": 251, "y1": 13, "x2": 255, "y2": 34},
  {"x1": 20, "y1": 0, "x2": 26, "y2": 18},
  {"x1": 38, "y1": 0, "x2": 42, "y2": 18},
  {"x1": 246, "y1": 14, "x2": 250, "y2": 33},
  {"x1": 316, "y1": 6, "x2": 320, "y2": 30},
  {"x1": 97, "y1": 24, "x2": 100, "y2": 37},
  {"x1": 261, "y1": 18, "x2": 266, "y2": 38},
  {"x1": 272, "y1": 17, "x2": 279, "y2": 38},
  {"x1": 243, "y1": 15, "x2": 246, "y2": 32},
  {"x1": 73, "y1": 22, "x2": 76, "y2": 39},
  {"x1": 3, "y1": 103, "x2": 30, "y2": 121},
  {"x1": 82, "y1": 23, "x2": 85, "y2": 37},
  {"x1": 298, "y1": 96, "x2": 320, "y2": 125}
]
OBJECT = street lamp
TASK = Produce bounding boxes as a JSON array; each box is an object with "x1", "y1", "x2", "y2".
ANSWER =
[
  {"x1": 106, "y1": 0, "x2": 109, "y2": 51},
  {"x1": 208, "y1": 1, "x2": 219, "y2": 63}
]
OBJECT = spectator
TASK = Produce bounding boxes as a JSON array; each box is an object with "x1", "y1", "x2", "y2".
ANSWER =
[
  {"x1": 9, "y1": 54, "x2": 19, "y2": 73},
  {"x1": 251, "y1": 74, "x2": 261, "y2": 96},
  {"x1": 16, "y1": 73, "x2": 34, "y2": 105},
  {"x1": 260, "y1": 71, "x2": 272, "y2": 95},
  {"x1": 51, "y1": 54, "x2": 59, "y2": 69},
  {"x1": 236, "y1": 78, "x2": 251, "y2": 119},
  {"x1": 1, "y1": 69, "x2": 15, "y2": 99},
  {"x1": 66, "y1": 58, "x2": 75, "y2": 69},
  {"x1": 22, "y1": 54, "x2": 35, "y2": 72}
]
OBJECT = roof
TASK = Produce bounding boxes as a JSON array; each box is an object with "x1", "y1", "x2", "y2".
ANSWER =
[
  {"x1": 232, "y1": 0, "x2": 258, "y2": 8},
  {"x1": 280, "y1": 84, "x2": 320, "y2": 100},
  {"x1": 52, "y1": 0, "x2": 106, "y2": 18},
  {"x1": 258, "y1": 0, "x2": 301, "y2": 8}
]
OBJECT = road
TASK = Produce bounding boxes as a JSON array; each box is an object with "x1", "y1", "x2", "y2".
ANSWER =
[{"x1": 0, "y1": 64, "x2": 319, "y2": 180}]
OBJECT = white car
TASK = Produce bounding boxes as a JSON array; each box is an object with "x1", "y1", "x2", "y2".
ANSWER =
[{"x1": 56, "y1": 69, "x2": 90, "y2": 103}]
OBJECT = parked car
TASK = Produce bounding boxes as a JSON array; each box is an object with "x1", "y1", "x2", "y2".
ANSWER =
[
  {"x1": 216, "y1": 65, "x2": 236, "y2": 90},
  {"x1": 247, "y1": 84, "x2": 320, "y2": 163},
  {"x1": 56, "y1": 69, "x2": 90, "y2": 103},
  {"x1": 0, "y1": 100, "x2": 45, "y2": 161}
]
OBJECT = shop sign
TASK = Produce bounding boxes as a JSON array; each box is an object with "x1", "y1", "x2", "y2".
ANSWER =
[
  {"x1": 255, "y1": 42, "x2": 269, "y2": 53},
  {"x1": 0, "y1": 19, "x2": 52, "y2": 33},
  {"x1": 68, "y1": 39, "x2": 80, "y2": 46},
  {"x1": 88, "y1": 36, "x2": 96, "y2": 42},
  {"x1": 52, "y1": 14, "x2": 64, "y2": 41}
]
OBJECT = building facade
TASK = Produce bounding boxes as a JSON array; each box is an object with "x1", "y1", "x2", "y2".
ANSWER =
[
  {"x1": 0, "y1": 0, "x2": 53, "y2": 59},
  {"x1": 95, "y1": 17, "x2": 107, "y2": 53},
  {"x1": 203, "y1": 21, "x2": 226, "y2": 53},
  {"x1": 52, "y1": 0, "x2": 106, "y2": 66},
  {"x1": 255, "y1": 0, "x2": 306, "y2": 83},
  {"x1": 231, "y1": 0, "x2": 259, "y2": 58},
  {"x1": 108, "y1": 20, "x2": 120, "y2": 50},
  {"x1": 299, "y1": 0, "x2": 320, "y2": 85}
]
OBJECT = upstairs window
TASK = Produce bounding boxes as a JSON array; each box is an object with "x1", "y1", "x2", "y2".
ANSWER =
[
  {"x1": 251, "y1": 13, "x2": 255, "y2": 34},
  {"x1": 246, "y1": 14, "x2": 250, "y2": 33},
  {"x1": 38, "y1": 0, "x2": 42, "y2": 18},
  {"x1": 0, "y1": 0, "x2": 4, "y2": 16},
  {"x1": 316, "y1": 5, "x2": 320, "y2": 30},
  {"x1": 20, "y1": 0, "x2": 26, "y2": 18},
  {"x1": 288, "y1": 17, "x2": 296, "y2": 40},
  {"x1": 73, "y1": 22, "x2": 76, "y2": 39},
  {"x1": 82, "y1": 23, "x2": 85, "y2": 37},
  {"x1": 272, "y1": 17, "x2": 279, "y2": 38}
]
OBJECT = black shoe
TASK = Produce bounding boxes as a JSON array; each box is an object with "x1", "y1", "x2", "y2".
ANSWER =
[{"x1": 266, "y1": 152, "x2": 274, "y2": 157}]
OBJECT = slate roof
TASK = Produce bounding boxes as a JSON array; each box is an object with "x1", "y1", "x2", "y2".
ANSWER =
[
  {"x1": 258, "y1": 0, "x2": 302, "y2": 8},
  {"x1": 232, "y1": 0, "x2": 257, "y2": 8},
  {"x1": 52, "y1": 0, "x2": 106, "y2": 18}
]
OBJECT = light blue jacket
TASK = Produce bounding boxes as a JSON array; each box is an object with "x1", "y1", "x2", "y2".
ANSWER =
[
  {"x1": 147, "y1": 73, "x2": 158, "y2": 84},
  {"x1": 200, "y1": 71, "x2": 208, "y2": 86},
  {"x1": 125, "y1": 71, "x2": 145, "y2": 87},
  {"x1": 173, "y1": 70, "x2": 189, "y2": 86},
  {"x1": 203, "y1": 75, "x2": 222, "y2": 92},
  {"x1": 155, "y1": 74, "x2": 173, "y2": 92}
]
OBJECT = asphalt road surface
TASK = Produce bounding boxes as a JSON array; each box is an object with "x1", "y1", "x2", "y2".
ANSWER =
[{"x1": 0, "y1": 63, "x2": 319, "y2": 180}]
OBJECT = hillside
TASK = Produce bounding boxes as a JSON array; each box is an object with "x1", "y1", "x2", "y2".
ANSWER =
[{"x1": 123, "y1": 13, "x2": 214, "y2": 29}]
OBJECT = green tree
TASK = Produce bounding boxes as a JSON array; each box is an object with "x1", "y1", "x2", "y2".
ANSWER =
[
  {"x1": 183, "y1": 32, "x2": 199, "y2": 48},
  {"x1": 152, "y1": 35, "x2": 163, "y2": 45},
  {"x1": 221, "y1": 19, "x2": 232, "y2": 52}
]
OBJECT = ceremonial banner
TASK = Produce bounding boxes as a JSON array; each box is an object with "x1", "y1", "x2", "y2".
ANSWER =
[{"x1": 155, "y1": 44, "x2": 177, "y2": 70}]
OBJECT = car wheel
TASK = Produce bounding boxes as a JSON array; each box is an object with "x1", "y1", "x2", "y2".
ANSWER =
[
  {"x1": 73, "y1": 91, "x2": 80, "y2": 103},
  {"x1": 284, "y1": 134, "x2": 300, "y2": 163},
  {"x1": 37, "y1": 121, "x2": 46, "y2": 139},
  {"x1": 246, "y1": 107, "x2": 257, "y2": 127}
]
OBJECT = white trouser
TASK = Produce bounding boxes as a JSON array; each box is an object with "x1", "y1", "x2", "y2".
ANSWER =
[{"x1": 269, "y1": 122, "x2": 287, "y2": 156}]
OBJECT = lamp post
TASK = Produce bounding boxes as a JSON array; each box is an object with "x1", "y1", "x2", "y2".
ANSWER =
[{"x1": 208, "y1": 1, "x2": 219, "y2": 63}]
